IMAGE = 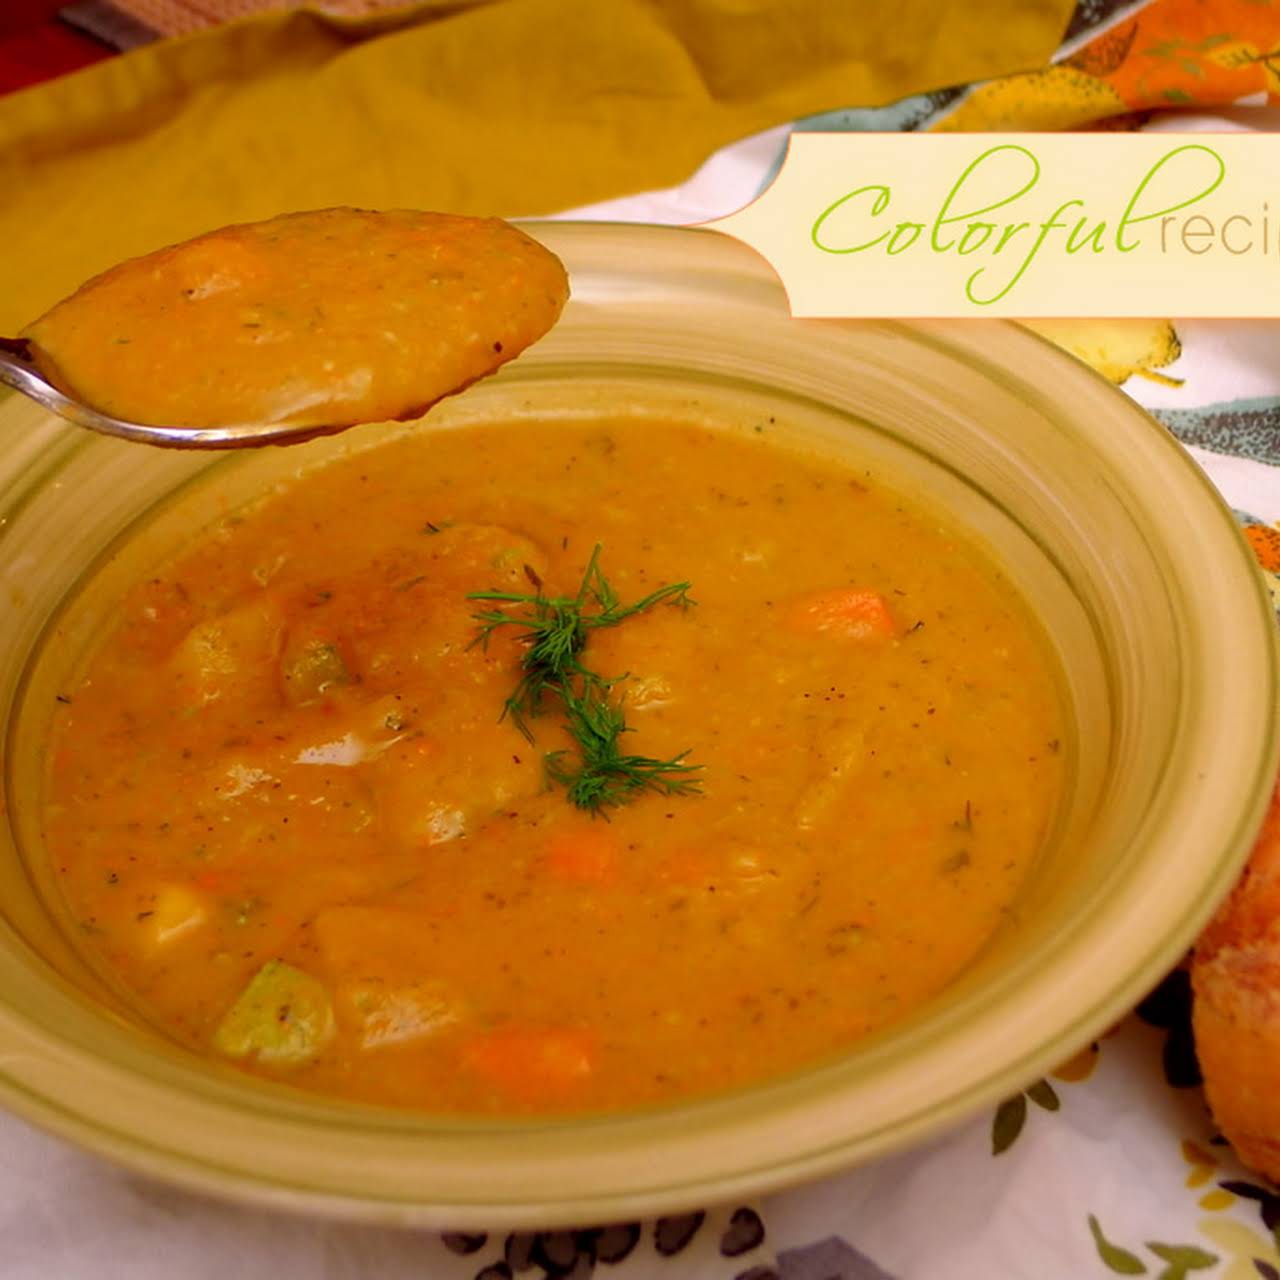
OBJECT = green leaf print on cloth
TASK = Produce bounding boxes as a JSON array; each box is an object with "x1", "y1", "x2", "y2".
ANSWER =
[
  {"x1": 1089, "y1": 1217, "x2": 1148, "y2": 1275},
  {"x1": 1147, "y1": 1242, "x2": 1218, "y2": 1280},
  {"x1": 991, "y1": 1094, "x2": 1027, "y2": 1155},
  {"x1": 991, "y1": 1079, "x2": 1061, "y2": 1154},
  {"x1": 1026, "y1": 1079, "x2": 1061, "y2": 1111},
  {"x1": 1087, "y1": 1217, "x2": 1219, "y2": 1279}
]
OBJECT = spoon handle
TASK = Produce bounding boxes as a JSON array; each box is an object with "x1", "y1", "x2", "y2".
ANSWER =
[
  {"x1": 0, "y1": 337, "x2": 325, "y2": 450},
  {"x1": 0, "y1": 336, "x2": 99, "y2": 433}
]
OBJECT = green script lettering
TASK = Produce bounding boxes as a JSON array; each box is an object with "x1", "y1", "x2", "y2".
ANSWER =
[
  {"x1": 812, "y1": 185, "x2": 893, "y2": 253},
  {"x1": 1066, "y1": 216, "x2": 1107, "y2": 254},
  {"x1": 887, "y1": 222, "x2": 924, "y2": 254},
  {"x1": 957, "y1": 223, "x2": 995, "y2": 255},
  {"x1": 1116, "y1": 144, "x2": 1225, "y2": 252},
  {"x1": 966, "y1": 199, "x2": 1081, "y2": 306},
  {"x1": 932, "y1": 144, "x2": 1041, "y2": 252}
]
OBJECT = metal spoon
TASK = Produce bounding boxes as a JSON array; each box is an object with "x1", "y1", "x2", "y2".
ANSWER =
[{"x1": 0, "y1": 336, "x2": 352, "y2": 450}]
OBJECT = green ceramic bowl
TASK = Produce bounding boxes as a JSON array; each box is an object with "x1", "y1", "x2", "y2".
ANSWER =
[{"x1": 0, "y1": 223, "x2": 1273, "y2": 1227}]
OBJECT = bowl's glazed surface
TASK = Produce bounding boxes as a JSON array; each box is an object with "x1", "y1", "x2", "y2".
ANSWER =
[{"x1": 0, "y1": 223, "x2": 1273, "y2": 1227}]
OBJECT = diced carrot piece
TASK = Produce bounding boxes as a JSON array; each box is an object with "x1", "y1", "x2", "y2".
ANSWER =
[
  {"x1": 461, "y1": 1026, "x2": 597, "y2": 1103},
  {"x1": 786, "y1": 588, "x2": 897, "y2": 641},
  {"x1": 544, "y1": 828, "x2": 621, "y2": 884}
]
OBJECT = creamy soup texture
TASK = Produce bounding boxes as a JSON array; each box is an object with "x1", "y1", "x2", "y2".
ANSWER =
[{"x1": 44, "y1": 419, "x2": 1065, "y2": 1114}]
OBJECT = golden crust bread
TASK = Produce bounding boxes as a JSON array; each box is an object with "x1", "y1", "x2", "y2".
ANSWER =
[{"x1": 1192, "y1": 782, "x2": 1280, "y2": 1178}]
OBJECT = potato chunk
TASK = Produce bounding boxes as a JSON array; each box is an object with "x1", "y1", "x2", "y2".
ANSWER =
[
  {"x1": 169, "y1": 596, "x2": 284, "y2": 708},
  {"x1": 140, "y1": 885, "x2": 207, "y2": 953},
  {"x1": 317, "y1": 907, "x2": 464, "y2": 1049},
  {"x1": 337, "y1": 978, "x2": 461, "y2": 1050},
  {"x1": 371, "y1": 728, "x2": 541, "y2": 847}
]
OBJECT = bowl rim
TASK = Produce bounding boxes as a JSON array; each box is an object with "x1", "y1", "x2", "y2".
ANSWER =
[{"x1": 0, "y1": 219, "x2": 1274, "y2": 1228}]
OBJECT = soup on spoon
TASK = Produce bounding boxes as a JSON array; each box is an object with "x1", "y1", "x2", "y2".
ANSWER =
[{"x1": 14, "y1": 208, "x2": 569, "y2": 440}]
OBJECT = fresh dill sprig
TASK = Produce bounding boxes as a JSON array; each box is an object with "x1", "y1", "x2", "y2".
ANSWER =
[
  {"x1": 468, "y1": 590, "x2": 590, "y2": 739},
  {"x1": 545, "y1": 685, "x2": 702, "y2": 811},
  {"x1": 468, "y1": 545, "x2": 701, "y2": 812},
  {"x1": 469, "y1": 544, "x2": 693, "y2": 740}
]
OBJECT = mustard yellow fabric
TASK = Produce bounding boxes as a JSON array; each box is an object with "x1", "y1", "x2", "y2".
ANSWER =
[{"x1": 0, "y1": 0, "x2": 1073, "y2": 330}]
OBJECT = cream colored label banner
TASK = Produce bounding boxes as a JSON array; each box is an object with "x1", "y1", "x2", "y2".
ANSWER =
[{"x1": 704, "y1": 134, "x2": 1280, "y2": 317}]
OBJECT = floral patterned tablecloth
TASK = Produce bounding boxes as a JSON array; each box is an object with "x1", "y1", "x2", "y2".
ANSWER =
[{"x1": 7, "y1": 1, "x2": 1280, "y2": 1277}]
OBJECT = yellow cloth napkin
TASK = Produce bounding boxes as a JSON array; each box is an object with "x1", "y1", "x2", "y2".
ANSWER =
[{"x1": 0, "y1": 0, "x2": 1072, "y2": 330}]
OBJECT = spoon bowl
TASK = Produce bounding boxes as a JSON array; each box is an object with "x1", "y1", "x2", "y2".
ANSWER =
[{"x1": 4, "y1": 209, "x2": 570, "y2": 450}]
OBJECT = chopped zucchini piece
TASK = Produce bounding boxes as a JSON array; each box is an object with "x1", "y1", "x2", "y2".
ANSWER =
[
  {"x1": 282, "y1": 641, "x2": 350, "y2": 704},
  {"x1": 213, "y1": 960, "x2": 335, "y2": 1066}
]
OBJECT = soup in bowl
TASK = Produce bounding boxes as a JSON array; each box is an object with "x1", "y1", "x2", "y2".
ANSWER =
[{"x1": 0, "y1": 223, "x2": 1272, "y2": 1225}]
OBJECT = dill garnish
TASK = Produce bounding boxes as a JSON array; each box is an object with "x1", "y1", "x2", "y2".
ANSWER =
[
  {"x1": 469, "y1": 545, "x2": 700, "y2": 812},
  {"x1": 470, "y1": 544, "x2": 693, "y2": 737},
  {"x1": 546, "y1": 685, "x2": 701, "y2": 811}
]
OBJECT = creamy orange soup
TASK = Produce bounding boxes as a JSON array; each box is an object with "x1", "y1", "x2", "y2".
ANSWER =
[{"x1": 44, "y1": 420, "x2": 1064, "y2": 1114}]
